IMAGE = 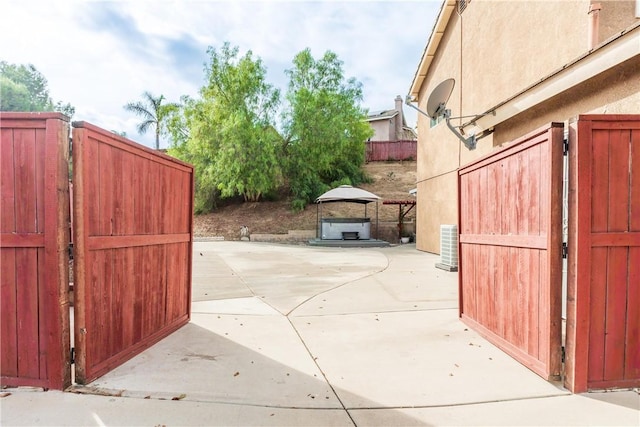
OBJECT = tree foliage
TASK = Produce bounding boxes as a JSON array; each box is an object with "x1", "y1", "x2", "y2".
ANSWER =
[
  {"x1": 124, "y1": 91, "x2": 176, "y2": 150},
  {"x1": 166, "y1": 44, "x2": 372, "y2": 213},
  {"x1": 282, "y1": 49, "x2": 372, "y2": 210},
  {"x1": 168, "y1": 43, "x2": 282, "y2": 209},
  {"x1": 0, "y1": 61, "x2": 75, "y2": 117}
]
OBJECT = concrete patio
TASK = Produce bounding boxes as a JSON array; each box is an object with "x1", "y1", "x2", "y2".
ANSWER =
[{"x1": 1, "y1": 242, "x2": 638, "y2": 426}]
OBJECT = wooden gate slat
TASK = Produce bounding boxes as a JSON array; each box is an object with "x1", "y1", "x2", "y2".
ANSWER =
[
  {"x1": 35, "y1": 129, "x2": 45, "y2": 233},
  {"x1": 587, "y1": 247, "x2": 607, "y2": 382},
  {"x1": 1, "y1": 249, "x2": 18, "y2": 377},
  {"x1": 608, "y1": 130, "x2": 630, "y2": 231},
  {"x1": 14, "y1": 129, "x2": 37, "y2": 233},
  {"x1": 604, "y1": 247, "x2": 628, "y2": 381},
  {"x1": 626, "y1": 247, "x2": 640, "y2": 379}
]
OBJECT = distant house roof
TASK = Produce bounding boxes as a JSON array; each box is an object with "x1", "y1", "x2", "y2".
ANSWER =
[
  {"x1": 365, "y1": 109, "x2": 399, "y2": 122},
  {"x1": 315, "y1": 185, "x2": 381, "y2": 204}
]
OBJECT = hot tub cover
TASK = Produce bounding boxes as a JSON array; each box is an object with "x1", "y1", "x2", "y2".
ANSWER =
[{"x1": 315, "y1": 185, "x2": 381, "y2": 204}]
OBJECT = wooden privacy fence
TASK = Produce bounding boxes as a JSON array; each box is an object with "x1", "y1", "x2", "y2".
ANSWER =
[
  {"x1": 72, "y1": 122, "x2": 194, "y2": 384},
  {"x1": 366, "y1": 140, "x2": 416, "y2": 162},
  {"x1": 1, "y1": 113, "x2": 194, "y2": 390},
  {"x1": 458, "y1": 123, "x2": 564, "y2": 381},
  {"x1": 1, "y1": 113, "x2": 71, "y2": 390},
  {"x1": 565, "y1": 115, "x2": 640, "y2": 392}
]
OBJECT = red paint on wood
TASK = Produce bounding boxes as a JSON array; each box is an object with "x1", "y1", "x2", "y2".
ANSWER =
[
  {"x1": 626, "y1": 247, "x2": 640, "y2": 379},
  {"x1": 604, "y1": 247, "x2": 628, "y2": 381},
  {"x1": 458, "y1": 123, "x2": 563, "y2": 381},
  {"x1": 365, "y1": 140, "x2": 417, "y2": 162},
  {"x1": 0, "y1": 249, "x2": 18, "y2": 377},
  {"x1": 72, "y1": 122, "x2": 193, "y2": 384},
  {"x1": 566, "y1": 115, "x2": 640, "y2": 392},
  {"x1": 0, "y1": 114, "x2": 70, "y2": 390}
]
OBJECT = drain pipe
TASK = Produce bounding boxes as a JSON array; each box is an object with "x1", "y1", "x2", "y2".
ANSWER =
[{"x1": 588, "y1": 3, "x2": 602, "y2": 49}]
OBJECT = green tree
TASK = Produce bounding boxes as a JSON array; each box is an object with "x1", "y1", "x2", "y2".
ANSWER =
[
  {"x1": 282, "y1": 49, "x2": 373, "y2": 210},
  {"x1": 169, "y1": 43, "x2": 282, "y2": 209},
  {"x1": 0, "y1": 61, "x2": 75, "y2": 116},
  {"x1": 124, "y1": 91, "x2": 176, "y2": 150}
]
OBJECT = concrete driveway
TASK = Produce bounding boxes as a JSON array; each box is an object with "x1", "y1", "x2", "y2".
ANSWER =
[{"x1": 2, "y1": 242, "x2": 638, "y2": 426}]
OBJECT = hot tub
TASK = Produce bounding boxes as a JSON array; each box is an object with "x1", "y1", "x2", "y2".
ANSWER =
[{"x1": 320, "y1": 218, "x2": 371, "y2": 240}]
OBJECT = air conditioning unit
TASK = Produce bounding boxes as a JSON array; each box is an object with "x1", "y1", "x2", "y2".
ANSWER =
[{"x1": 436, "y1": 224, "x2": 458, "y2": 272}]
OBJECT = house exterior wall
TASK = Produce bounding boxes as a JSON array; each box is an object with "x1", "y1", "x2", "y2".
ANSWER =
[
  {"x1": 369, "y1": 118, "x2": 394, "y2": 142},
  {"x1": 414, "y1": 0, "x2": 639, "y2": 253}
]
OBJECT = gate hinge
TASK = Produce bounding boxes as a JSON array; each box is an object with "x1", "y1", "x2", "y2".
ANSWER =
[
  {"x1": 70, "y1": 347, "x2": 75, "y2": 365},
  {"x1": 563, "y1": 138, "x2": 569, "y2": 155},
  {"x1": 562, "y1": 242, "x2": 568, "y2": 259}
]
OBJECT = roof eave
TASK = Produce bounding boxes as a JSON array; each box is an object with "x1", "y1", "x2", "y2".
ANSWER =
[{"x1": 408, "y1": 0, "x2": 457, "y2": 101}]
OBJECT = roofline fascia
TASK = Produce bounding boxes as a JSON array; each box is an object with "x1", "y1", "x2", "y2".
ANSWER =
[
  {"x1": 365, "y1": 111, "x2": 400, "y2": 122},
  {"x1": 408, "y1": 0, "x2": 457, "y2": 101},
  {"x1": 461, "y1": 22, "x2": 640, "y2": 135}
]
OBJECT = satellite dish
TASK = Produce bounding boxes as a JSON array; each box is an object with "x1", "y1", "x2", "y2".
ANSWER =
[
  {"x1": 426, "y1": 78, "x2": 455, "y2": 119},
  {"x1": 404, "y1": 77, "x2": 494, "y2": 151}
]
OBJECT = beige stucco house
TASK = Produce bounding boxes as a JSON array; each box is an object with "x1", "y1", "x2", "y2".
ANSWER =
[
  {"x1": 409, "y1": 0, "x2": 640, "y2": 253},
  {"x1": 365, "y1": 95, "x2": 418, "y2": 142}
]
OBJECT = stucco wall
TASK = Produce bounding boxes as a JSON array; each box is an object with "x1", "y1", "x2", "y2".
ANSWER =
[
  {"x1": 414, "y1": 0, "x2": 639, "y2": 253},
  {"x1": 598, "y1": 0, "x2": 638, "y2": 43},
  {"x1": 369, "y1": 119, "x2": 393, "y2": 142},
  {"x1": 493, "y1": 56, "x2": 640, "y2": 145}
]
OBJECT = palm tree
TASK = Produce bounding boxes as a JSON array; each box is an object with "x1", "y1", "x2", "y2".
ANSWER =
[{"x1": 124, "y1": 91, "x2": 167, "y2": 149}]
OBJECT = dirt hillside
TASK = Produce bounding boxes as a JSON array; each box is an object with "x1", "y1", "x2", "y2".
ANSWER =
[{"x1": 193, "y1": 161, "x2": 417, "y2": 242}]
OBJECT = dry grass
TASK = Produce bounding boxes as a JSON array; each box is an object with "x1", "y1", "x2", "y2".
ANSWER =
[{"x1": 193, "y1": 161, "x2": 417, "y2": 240}]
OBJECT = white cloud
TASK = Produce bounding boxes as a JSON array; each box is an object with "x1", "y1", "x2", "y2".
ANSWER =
[{"x1": 1, "y1": 0, "x2": 439, "y2": 148}]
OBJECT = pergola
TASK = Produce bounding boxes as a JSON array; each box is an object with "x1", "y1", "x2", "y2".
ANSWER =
[{"x1": 382, "y1": 199, "x2": 416, "y2": 241}]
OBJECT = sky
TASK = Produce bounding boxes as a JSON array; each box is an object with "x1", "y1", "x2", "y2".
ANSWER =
[{"x1": 1, "y1": 0, "x2": 440, "y2": 149}]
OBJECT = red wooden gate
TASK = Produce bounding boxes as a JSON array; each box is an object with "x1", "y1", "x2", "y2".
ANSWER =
[
  {"x1": 72, "y1": 122, "x2": 194, "y2": 384},
  {"x1": 458, "y1": 123, "x2": 564, "y2": 381},
  {"x1": 0, "y1": 113, "x2": 71, "y2": 390},
  {"x1": 565, "y1": 115, "x2": 640, "y2": 392}
]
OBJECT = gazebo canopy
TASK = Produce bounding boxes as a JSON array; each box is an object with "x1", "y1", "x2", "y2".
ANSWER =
[{"x1": 315, "y1": 185, "x2": 381, "y2": 204}]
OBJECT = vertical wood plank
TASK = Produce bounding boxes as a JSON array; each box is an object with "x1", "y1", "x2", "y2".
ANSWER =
[
  {"x1": 111, "y1": 248, "x2": 125, "y2": 355},
  {"x1": 603, "y1": 247, "x2": 628, "y2": 381},
  {"x1": 495, "y1": 246, "x2": 509, "y2": 339},
  {"x1": 607, "y1": 130, "x2": 630, "y2": 232},
  {"x1": 627, "y1": 129, "x2": 640, "y2": 380},
  {"x1": 111, "y1": 147, "x2": 124, "y2": 235},
  {"x1": 1, "y1": 129, "x2": 15, "y2": 233},
  {"x1": 588, "y1": 247, "x2": 608, "y2": 382},
  {"x1": 631, "y1": 129, "x2": 640, "y2": 232},
  {"x1": 14, "y1": 129, "x2": 37, "y2": 233},
  {"x1": 35, "y1": 129, "x2": 45, "y2": 233},
  {"x1": 0, "y1": 249, "x2": 17, "y2": 377},
  {"x1": 528, "y1": 143, "x2": 541, "y2": 235},
  {"x1": 98, "y1": 143, "x2": 113, "y2": 236},
  {"x1": 625, "y1": 247, "x2": 640, "y2": 379},
  {"x1": 476, "y1": 245, "x2": 489, "y2": 327},
  {"x1": 526, "y1": 249, "x2": 540, "y2": 358},
  {"x1": 15, "y1": 248, "x2": 39, "y2": 379},
  {"x1": 486, "y1": 163, "x2": 500, "y2": 235},
  {"x1": 538, "y1": 249, "x2": 550, "y2": 369},
  {"x1": 45, "y1": 117, "x2": 71, "y2": 390},
  {"x1": 461, "y1": 245, "x2": 476, "y2": 317},
  {"x1": 37, "y1": 247, "x2": 48, "y2": 380},
  {"x1": 591, "y1": 130, "x2": 609, "y2": 232}
]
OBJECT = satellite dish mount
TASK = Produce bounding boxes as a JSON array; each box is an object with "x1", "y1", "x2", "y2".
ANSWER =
[{"x1": 405, "y1": 78, "x2": 494, "y2": 150}]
